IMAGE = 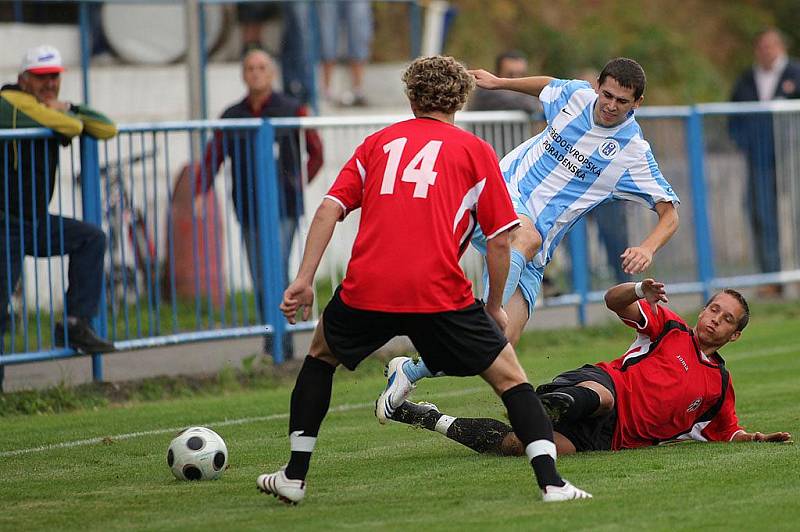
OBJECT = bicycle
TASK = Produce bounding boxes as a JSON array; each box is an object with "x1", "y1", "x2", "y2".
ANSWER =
[{"x1": 78, "y1": 151, "x2": 159, "y2": 314}]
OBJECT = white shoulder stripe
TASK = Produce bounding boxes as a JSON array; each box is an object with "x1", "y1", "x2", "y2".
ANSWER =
[
  {"x1": 356, "y1": 158, "x2": 366, "y2": 184},
  {"x1": 539, "y1": 83, "x2": 561, "y2": 103}
]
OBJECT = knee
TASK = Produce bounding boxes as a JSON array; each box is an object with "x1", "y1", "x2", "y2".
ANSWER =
[
  {"x1": 578, "y1": 381, "x2": 614, "y2": 414},
  {"x1": 500, "y1": 432, "x2": 524, "y2": 457},
  {"x1": 88, "y1": 225, "x2": 107, "y2": 253},
  {"x1": 509, "y1": 225, "x2": 541, "y2": 260}
]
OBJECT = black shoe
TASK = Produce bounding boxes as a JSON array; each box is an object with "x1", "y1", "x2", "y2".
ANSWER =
[
  {"x1": 55, "y1": 319, "x2": 116, "y2": 353},
  {"x1": 539, "y1": 391, "x2": 575, "y2": 423}
]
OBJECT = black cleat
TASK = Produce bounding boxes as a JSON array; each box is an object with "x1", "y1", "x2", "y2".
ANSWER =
[
  {"x1": 539, "y1": 391, "x2": 575, "y2": 423},
  {"x1": 55, "y1": 319, "x2": 116, "y2": 353}
]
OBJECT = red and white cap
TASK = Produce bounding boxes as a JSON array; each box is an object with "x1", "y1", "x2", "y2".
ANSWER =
[{"x1": 20, "y1": 45, "x2": 65, "y2": 75}]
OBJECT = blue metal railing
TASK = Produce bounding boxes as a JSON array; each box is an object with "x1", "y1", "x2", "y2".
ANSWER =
[
  {"x1": 0, "y1": 118, "x2": 289, "y2": 387},
  {"x1": 2, "y1": 101, "x2": 800, "y2": 390}
]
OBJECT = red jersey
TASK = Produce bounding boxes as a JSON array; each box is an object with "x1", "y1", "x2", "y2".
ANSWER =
[
  {"x1": 325, "y1": 118, "x2": 519, "y2": 312},
  {"x1": 597, "y1": 300, "x2": 744, "y2": 450}
]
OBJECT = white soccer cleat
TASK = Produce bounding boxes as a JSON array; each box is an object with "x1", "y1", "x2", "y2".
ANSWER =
[
  {"x1": 256, "y1": 468, "x2": 306, "y2": 505},
  {"x1": 375, "y1": 356, "x2": 416, "y2": 424},
  {"x1": 542, "y1": 480, "x2": 593, "y2": 502}
]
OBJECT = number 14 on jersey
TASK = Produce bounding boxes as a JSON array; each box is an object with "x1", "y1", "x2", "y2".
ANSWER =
[{"x1": 381, "y1": 137, "x2": 443, "y2": 199}]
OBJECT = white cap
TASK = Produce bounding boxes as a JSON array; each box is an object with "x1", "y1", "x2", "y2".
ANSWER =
[{"x1": 20, "y1": 45, "x2": 65, "y2": 75}]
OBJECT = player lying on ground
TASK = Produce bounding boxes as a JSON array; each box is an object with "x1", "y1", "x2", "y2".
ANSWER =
[
  {"x1": 374, "y1": 58, "x2": 680, "y2": 401},
  {"x1": 385, "y1": 279, "x2": 792, "y2": 455},
  {"x1": 256, "y1": 56, "x2": 591, "y2": 505}
]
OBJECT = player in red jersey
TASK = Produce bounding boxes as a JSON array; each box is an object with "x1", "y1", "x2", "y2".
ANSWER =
[
  {"x1": 256, "y1": 56, "x2": 591, "y2": 504},
  {"x1": 389, "y1": 278, "x2": 792, "y2": 455}
]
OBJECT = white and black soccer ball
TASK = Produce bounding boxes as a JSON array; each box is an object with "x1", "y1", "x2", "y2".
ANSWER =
[{"x1": 167, "y1": 426, "x2": 228, "y2": 481}]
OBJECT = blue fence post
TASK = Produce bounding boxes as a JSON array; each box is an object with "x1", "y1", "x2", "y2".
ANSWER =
[
  {"x1": 79, "y1": 137, "x2": 108, "y2": 381},
  {"x1": 569, "y1": 218, "x2": 589, "y2": 326},
  {"x1": 254, "y1": 121, "x2": 286, "y2": 363},
  {"x1": 686, "y1": 107, "x2": 715, "y2": 300}
]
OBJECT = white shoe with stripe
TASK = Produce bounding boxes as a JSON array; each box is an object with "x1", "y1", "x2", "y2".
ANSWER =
[
  {"x1": 542, "y1": 480, "x2": 593, "y2": 502},
  {"x1": 375, "y1": 356, "x2": 416, "y2": 424},
  {"x1": 256, "y1": 468, "x2": 306, "y2": 505}
]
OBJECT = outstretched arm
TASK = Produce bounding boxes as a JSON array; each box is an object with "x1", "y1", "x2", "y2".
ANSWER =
[
  {"x1": 731, "y1": 430, "x2": 793, "y2": 443},
  {"x1": 621, "y1": 201, "x2": 679, "y2": 274},
  {"x1": 468, "y1": 69, "x2": 555, "y2": 97},
  {"x1": 604, "y1": 279, "x2": 669, "y2": 324},
  {"x1": 280, "y1": 198, "x2": 342, "y2": 323}
]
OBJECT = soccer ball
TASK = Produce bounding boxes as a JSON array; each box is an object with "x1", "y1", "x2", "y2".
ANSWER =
[{"x1": 167, "y1": 426, "x2": 228, "y2": 481}]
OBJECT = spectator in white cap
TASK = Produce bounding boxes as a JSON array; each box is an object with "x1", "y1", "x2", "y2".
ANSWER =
[{"x1": 0, "y1": 45, "x2": 118, "y2": 364}]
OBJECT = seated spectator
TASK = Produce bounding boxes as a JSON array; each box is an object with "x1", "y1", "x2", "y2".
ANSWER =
[{"x1": 0, "y1": 45, "x2": 117, "y2": 355}]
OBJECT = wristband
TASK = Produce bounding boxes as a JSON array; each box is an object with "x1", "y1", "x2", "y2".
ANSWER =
[{"x1": 634, "y1": 282, "x2": 645, "y2": 299}]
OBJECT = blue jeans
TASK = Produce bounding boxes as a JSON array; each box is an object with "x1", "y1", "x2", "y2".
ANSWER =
[
  {"x1": 0, "y1": 214, "x2": 106, "y2": 336},
  {"x1": 316, "y1": 0, "x2": 373, "y2": 61},
  {"x1": 281, "y1": 1, "x2": 315, "y2": 105},
  {"x1": 241, "y1": 216, "x2": 298, "y2": 322}
]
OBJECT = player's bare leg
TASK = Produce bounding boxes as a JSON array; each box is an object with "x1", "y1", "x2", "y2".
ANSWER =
[
  {"x1": 257, "y1": 319, "x2": 339, "y2": 504},
  {"x1": 504, "y1": 289, "x2": 530, "y2": 346}
]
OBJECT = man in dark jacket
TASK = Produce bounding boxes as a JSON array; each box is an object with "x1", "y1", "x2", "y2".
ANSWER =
[
  {"x1": 0, "y1": 45, "x2": 117, "y2": 360},
  {"x1": 730, "y1": 28, "x2": 800, "y2": 292},
  {"x1": 195, "y1": 48, "x2": 322, "y2": 355}
]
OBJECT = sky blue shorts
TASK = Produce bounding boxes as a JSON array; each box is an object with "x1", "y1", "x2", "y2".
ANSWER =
[{"x1": 471, "y1": 222, "x2": 544, "y2": 317}]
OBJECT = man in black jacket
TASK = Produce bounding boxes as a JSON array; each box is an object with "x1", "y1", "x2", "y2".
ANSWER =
[{"x1": 730, "y1": 28, "x2": 800, "y2": 292}]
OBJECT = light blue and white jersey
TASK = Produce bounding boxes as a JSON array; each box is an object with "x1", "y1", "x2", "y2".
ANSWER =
[{"x1": 498, "y1": 79, "x2": 680, "y2": 268}]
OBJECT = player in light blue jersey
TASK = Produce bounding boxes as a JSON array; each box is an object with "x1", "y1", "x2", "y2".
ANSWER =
[{"x1": 375, "y1": 58, "x2": 680, "y2": 418}]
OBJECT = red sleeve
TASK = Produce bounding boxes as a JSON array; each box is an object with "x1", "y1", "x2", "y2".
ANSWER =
[
  {"x1": 194, "y1": 130, "x2": 225, "y2": 195},
  {"x1": 474, "y1": 141, "x2": 519, "y2": 238},
  {"x1": 325, "y1": 142, "x2": 366, "y2": 218},
  {"x1": 297, "y1": 105, "x2": 323, "y2": 181},
  {"x1": 700, "y1": 378, "x2": 744, "y2": 442},
  {"x1": 619, "y1": 300, "x2": 685, "y2": 340}
]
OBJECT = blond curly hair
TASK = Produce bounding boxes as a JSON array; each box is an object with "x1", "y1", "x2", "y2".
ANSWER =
[{"x1": 402, "y1": 56, "x2": 475, "y2": 114}]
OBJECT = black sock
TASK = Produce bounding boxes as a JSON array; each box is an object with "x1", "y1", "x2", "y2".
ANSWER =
[
  {"x1": 554, "y1": 386, "x2": 601, "y2": 421},
  {"x1": 446, "y1": 418, "x2": 514, "y2": 455},
  {"x1": 391, "y1": 402, "x2": 514, "y2": 455},
  {"x1": 391, "y1": 401, "x2": 444, "y2": 430},
  {"x1": 284, "y1": 356, "x2": 336, "y2": 480},
  {"x1": 502, "y1": 383, "x2": 564, "y2": 489}
]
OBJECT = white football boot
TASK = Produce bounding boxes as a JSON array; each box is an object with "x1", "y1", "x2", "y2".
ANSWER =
[
  {"x1": 375, "y1": 356, "x2": 416, "y2": 424},
  {"x1": 256, "y1": 468, "x2": 306, "y2": 505},
  {"x1": 542, "y1": 480, "x2": 593, "y2": 502}
]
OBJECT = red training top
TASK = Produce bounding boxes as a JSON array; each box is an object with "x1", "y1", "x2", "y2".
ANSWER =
[
  {"x1": 325, "y1": 117, "x2": 519, "y2": 313},
  {"x1": 597, "y1": 300, "x2": 744, "y2": 450}
]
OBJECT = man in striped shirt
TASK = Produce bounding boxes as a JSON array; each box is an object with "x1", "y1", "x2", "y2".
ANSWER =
[{"x1": 377, "y1": 58, "x2": 680, "y2": 399}]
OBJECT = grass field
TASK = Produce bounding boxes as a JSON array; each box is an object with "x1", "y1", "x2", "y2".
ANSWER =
[{"x1": 1, "y1": 302, "x2": 798, "y2": 530}]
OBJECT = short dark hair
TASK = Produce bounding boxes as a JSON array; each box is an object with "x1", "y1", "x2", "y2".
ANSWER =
[
  {"x1": 704, "y1": 289, "x2": 750, "y2": 332},
  {"x1": 598, "y1": 57, "x2": 646, "y2": 100},
  {"x1": 494, "y1": 50, "x2": 527, "y2": 73}
]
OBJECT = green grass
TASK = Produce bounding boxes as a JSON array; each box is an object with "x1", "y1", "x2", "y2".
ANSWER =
[{"x1": 1, "y1": 302, "x2": 798, "y2": 530}]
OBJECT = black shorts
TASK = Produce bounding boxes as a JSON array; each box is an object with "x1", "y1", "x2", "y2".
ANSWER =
[
  {"x1": 536, "y1": 365, "x2": 617, "y2": 453},
  {"x1": 322, "y1": 287, "x2": 508, "y2": 376}
]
